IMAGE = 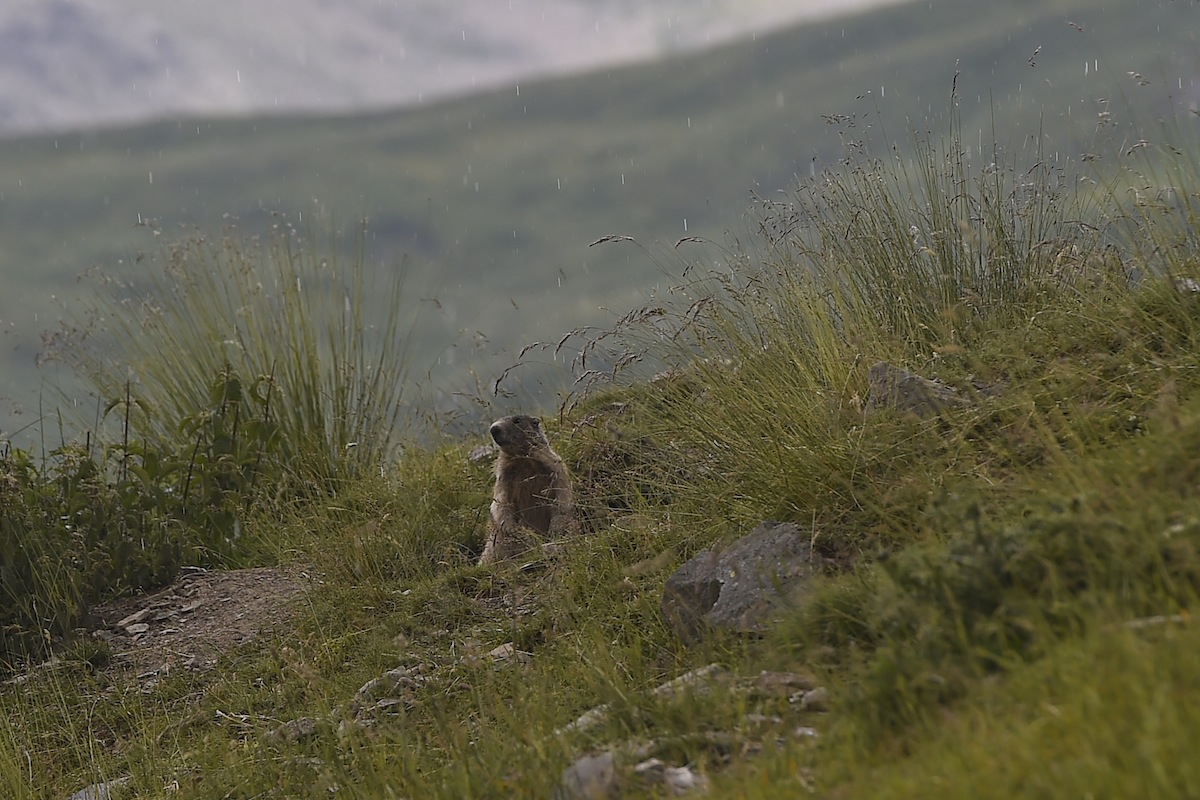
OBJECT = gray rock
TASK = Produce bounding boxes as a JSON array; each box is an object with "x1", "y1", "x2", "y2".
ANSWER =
[
  {"x1": 652, "y1": 664, "x2": 729, "y2": 700},
  {"x1": 556, "y1": 703, "x2": 612, "y2": 736},
  {"x1": 799, "y1": 686, "x2": 829, "y2": 712},
  {"x1": 115, "y1": 608, "x2": 150, "y2": 628},
  {"x1": 632, "y1": 758, "x2": 710, "y2": 795},
  {"x1": 488, "y1": 642, "x2": 513, "y2": 661},
  {"x1": 66, "y1": 778, "x2": 129, "y2": 800},
  {"x1": 558, "y1": 751, "x2": 619, "y2": 799},
  {"x1": 864, "y1": 361, "x2": 967, "y2": 418},
  {"x1": 752, "y1": 670, "x2": 817, "y2": 694},
  {"x1": 661, "y1": 521, "x2": 822, "y2": 644},
  {"x1": 348, "y1": 666, "x2": 418, "y2": 717}
]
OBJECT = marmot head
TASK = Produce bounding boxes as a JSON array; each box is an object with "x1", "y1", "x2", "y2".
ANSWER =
[{"x1": 489, "y1": 414, "x2": 549, "y2": 457}]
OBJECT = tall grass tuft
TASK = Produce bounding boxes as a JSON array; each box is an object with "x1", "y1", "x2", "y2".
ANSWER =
[
  {"x1": 72, "y1": 218, "x2": 411, "y2": 488},
  {"x1": 558, "y1": 114, "x2": 1105, "y2": 544}
]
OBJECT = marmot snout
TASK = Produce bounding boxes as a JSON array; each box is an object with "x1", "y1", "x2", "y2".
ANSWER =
[{"x1": 490, "y1": 416, "x2": 541, "y2": 455}]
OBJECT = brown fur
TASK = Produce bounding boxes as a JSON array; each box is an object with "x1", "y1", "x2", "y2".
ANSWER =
[{"x1": 479, "y1": 414, "x2": 579, "y2": 565}]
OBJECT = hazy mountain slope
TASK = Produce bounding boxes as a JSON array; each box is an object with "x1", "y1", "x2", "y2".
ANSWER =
[
  {"x1": 2, "y1": 0, "x2": 1196, "y2": 441},
  {"x1": 0, "y1": 0, "x2": 910, "y2": 136}
]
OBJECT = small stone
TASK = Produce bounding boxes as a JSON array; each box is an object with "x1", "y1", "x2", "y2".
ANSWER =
[
  {"x1": 66, "y1": 777, "x2": 130, "y2": 800},
  {"x1": 652, "y1": 664, "x2": 728, "y2": 700},
  {"x1": 489, "y1": 642, "x2": 516, "y2": 661},
  {"x1": 663, "y1": 765, "x2": 708, "y2": 796},
  {"x1": 116, "y1": 608, "x2": 150, "y2": 628},
  {"x1": 124, "y1": 623, "x2": 150, "y2": 635},
  {"x1": 556, "y1": 704, "x2": 611, "y2": 736},
  {"x1": 799, "y1": 687, "x2": 829, "y2": 712},
  {"x1": 349, "y1": 667, "x2": 414, "y2": 716},
  {"x1": 559, "y1": 751, "x2": 618, "y2": 799},
  {"x1": 864, "y1": 361, "x2": 967, "y2": 418},
  {"x1": 632, "y1": 758, "x2": 666, "y2": 777},
  {"x1": 481, "y1": 642, "x2": 532, "y2": 667},
  {"x1": 633, "y1": 759, "x2": 709, "y2": 796}
]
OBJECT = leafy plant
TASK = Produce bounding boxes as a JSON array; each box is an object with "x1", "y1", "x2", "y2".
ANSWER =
[
  {"x1": 1, "y1": 219, "x2": 416, "y2": 668},
  {"x1": 0, "y1": 378, "x2": 272, "y2": 669}
]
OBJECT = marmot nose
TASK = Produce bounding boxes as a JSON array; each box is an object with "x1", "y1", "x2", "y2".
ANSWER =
[{"x1": 489, "y1": 423, "x2": 503, "y2": 442}]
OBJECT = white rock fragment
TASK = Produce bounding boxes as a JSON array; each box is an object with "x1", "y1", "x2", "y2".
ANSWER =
[{"x1": 653, "y1": 664, "x2": 728, "y2": 700}]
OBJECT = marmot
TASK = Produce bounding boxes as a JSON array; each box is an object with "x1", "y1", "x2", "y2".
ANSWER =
[{"x1": 479, "y1": 414, "x2": 580, "y2": 565}]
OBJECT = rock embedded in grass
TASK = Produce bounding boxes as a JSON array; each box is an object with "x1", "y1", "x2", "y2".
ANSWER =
[
  {"x1": 558, "y1": 750, "x2": 619, "y2": 799},
  {"x1": 864, "y1": 361, "x2": 968, "y2": 418},
  {"x1": 65, "y1": 777, "x2": 130, "y2": 800},
  {"x1": 661, "y1": 521, "x2": 825, "y2": 644}
]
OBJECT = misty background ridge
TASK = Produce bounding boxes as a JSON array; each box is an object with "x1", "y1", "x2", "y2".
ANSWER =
[
  {"x1": 0, "y1": 0, "x2": 1197, "y2": 443},
  {"x1": 0, "y1": 0, "x2": 907, "y2": 136}
]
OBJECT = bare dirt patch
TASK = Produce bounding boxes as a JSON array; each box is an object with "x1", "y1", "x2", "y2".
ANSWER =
[{"x1": 89, "y1": 567, "x2": 307, "y2": 675}]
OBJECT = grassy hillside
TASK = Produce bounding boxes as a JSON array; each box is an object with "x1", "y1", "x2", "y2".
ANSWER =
[
  {"x1": 4, "y1": 71, "x2": 1200, "y2": 796},
  {"x1": 4, "y1": 0, "x2": 1197, "y2": 441}
]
